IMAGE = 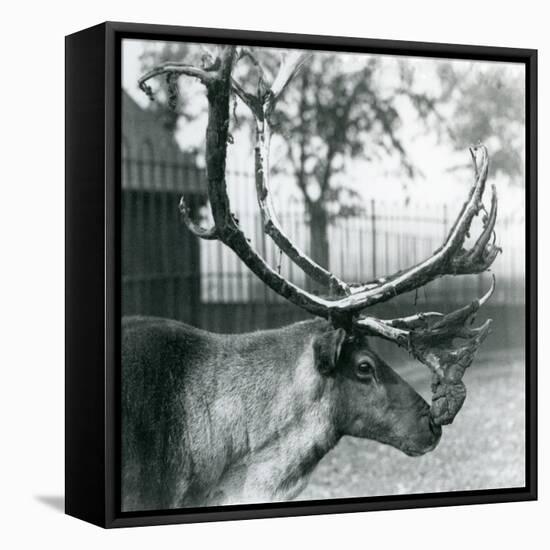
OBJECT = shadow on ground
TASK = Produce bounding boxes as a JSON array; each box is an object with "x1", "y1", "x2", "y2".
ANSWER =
[{"x1": 35, "y1": 495, "x2": 65, "y2": 513}]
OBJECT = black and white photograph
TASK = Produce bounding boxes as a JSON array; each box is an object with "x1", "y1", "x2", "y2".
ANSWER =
[
  {"x1": 119, "y1": 37, "x2": 528, "y2": 513},
  {"x1": 3, "y1": 0, "x2": 547, "y2": 546}
]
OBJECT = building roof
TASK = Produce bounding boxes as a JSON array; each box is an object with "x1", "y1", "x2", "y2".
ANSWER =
[{"x1": 121, "y1": 90, "x2": 206, "y2": 194}]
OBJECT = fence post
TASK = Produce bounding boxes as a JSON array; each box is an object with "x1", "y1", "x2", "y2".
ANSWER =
[{"x1": 371, "y1": 199, "x2": 377, "y2": 278}]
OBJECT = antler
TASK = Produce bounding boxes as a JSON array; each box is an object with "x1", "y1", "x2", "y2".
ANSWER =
[
  {"x1": 246, "y1": 51, "x2": 350, "y2": 297},
  {"x1": 139, "y1": 45, "x2": 501, "y2": 426},
  {"x1": 254, "y1": 124, "x2": 350, "y2": 296},
  {"x1": 356, "y1": 277, "x2": 495, "y2": 425},
  {"x1": 345, "y1": 144, "x2": 500, "y2": 299},
  {"x1": 230, "y1": 50, "x2": 350, "y2": 296},
  {"x1": 140, "y1": 46, "x2": 347, "y2": 317}
]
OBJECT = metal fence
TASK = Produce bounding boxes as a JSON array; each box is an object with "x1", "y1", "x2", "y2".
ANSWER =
[
  {"x1": 199, "y1": 169, "x2": 525, "y2": 308},
  {"x1": 122, "y1": 159, "x2": 526, "y2": 345},
  {"x1": 121, "y1": 157, "x2": 206, "y2": 326}
]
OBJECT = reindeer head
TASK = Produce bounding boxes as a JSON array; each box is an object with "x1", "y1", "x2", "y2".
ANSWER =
[
  {"x1": 313, "y1": 327, "x2": 441, "y2": 456},
  {"x1": 139, "y1": 46, "x2": 500, "y2": 446}
]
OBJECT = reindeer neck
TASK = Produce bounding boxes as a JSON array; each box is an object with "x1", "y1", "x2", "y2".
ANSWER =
[{"x1": 212, "y1": 319, "x2": 341, "y2": 504}]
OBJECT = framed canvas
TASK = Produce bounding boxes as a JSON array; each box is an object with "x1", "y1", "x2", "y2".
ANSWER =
[{"x1": 65, "y1": 21, "x2": 537, "y2": 528}]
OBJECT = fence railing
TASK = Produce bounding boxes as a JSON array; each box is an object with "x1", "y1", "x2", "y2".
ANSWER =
[
  {"x1": 121, "y1": 158, "x2": 526, "y2": 335},
  {"x1": 199, "y1": 172, "x2": 525, "y2": 308}
]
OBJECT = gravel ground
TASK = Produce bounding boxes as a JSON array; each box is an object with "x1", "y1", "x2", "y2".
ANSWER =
[{"x1": 299, "y1": 349, "x2": 526, "y2": 500}]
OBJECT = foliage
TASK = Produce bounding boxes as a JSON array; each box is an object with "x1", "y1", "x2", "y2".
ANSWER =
[
  {"x1": 438, "y1": 62, "x2": 525, "y2": 185},
  {"x1": 264, "y1": 53, "x2": 441, "y2": 218}
]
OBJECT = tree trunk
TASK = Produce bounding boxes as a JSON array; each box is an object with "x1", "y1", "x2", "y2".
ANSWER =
[{"x1": 307, "y1": 201, "x2": 330, "y2": 293}]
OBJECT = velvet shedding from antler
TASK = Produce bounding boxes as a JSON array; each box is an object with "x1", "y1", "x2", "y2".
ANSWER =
[
  {"x1": 138, "y1": 44, "x2": 502, "y2": 427},
  {"x1": 355, "y1": 277, "x2": 495, "y2": 425}
]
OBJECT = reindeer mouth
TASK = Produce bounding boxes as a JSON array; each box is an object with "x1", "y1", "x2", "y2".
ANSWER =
[
  {"x1": 401, "y1": 416, "x2": 442, "y2": 457},
  {"x1": 403, "y1": 448, "x2": 425, "y2": 457},
  {"x1": 402, "y1": 438, "x2": 440, "y2": 457}
]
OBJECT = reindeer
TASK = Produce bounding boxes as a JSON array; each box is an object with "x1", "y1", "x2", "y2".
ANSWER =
[{"x1": 121, "y1": 46, "x2": 500, "y2": 511}]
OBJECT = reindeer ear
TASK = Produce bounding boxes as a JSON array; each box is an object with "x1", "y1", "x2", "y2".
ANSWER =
[{"x1": 313, "y1": 328, "x2": 347, "y2": 375}]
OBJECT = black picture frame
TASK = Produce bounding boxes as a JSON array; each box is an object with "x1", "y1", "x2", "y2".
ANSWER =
[{"x1": 65, "y1": 21, "x2": 538, "y2": 528}]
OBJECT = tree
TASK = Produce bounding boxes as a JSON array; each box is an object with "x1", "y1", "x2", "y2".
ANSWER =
[
  {"x1": 268, "y1": 53, "x2": 440, "y2": 279},
  {"x1": 437, "y1": 62, "x2": 525, "y2": 185}
]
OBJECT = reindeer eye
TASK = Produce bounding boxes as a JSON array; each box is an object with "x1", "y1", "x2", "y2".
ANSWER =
[{"x1": 356, "y1": 360, "x2": 375, "y2": 380}]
